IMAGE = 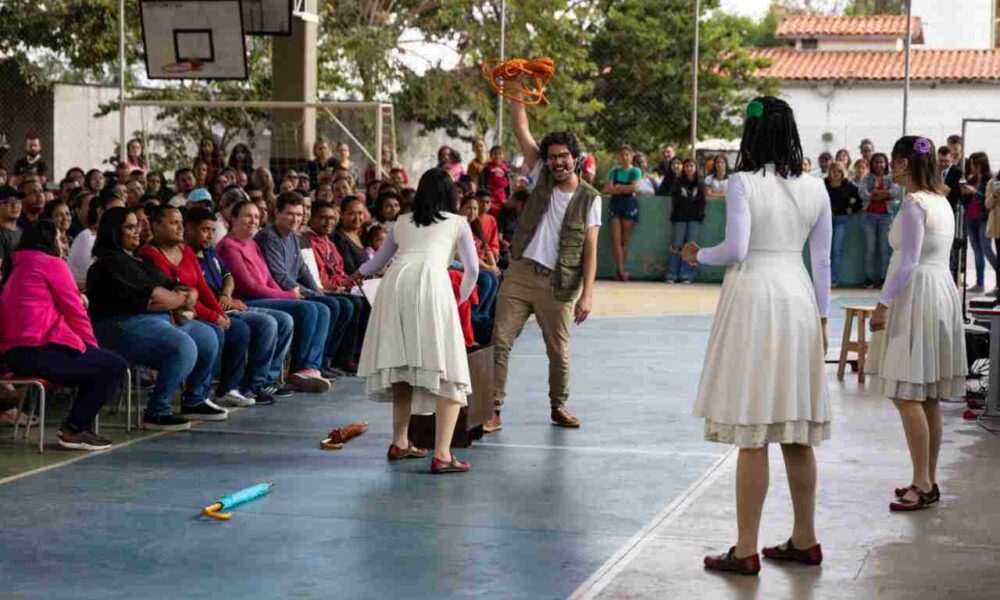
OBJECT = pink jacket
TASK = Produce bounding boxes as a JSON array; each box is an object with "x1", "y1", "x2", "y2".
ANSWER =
[
  {"x1": 0, "y1": 250, "x2": 98, "y2": 354},
  {"x1": 215, "y1": 235, "x2": 297, "y2": 300}
]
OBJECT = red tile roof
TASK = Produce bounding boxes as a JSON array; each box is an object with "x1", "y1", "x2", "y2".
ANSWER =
[
  {"x1": 752, "y1": 48, "x2": 1000, "y2": 81},
  {"x1": 776, "y1": 15, "x2": 923, "y2": 43}
]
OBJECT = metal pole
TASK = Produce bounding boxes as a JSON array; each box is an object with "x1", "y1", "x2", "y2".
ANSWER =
[
  {"x1": 118, "y1": 0, "x2": 126, "y2": 164},
  {"x1": 902, "y1": 0, "x2": 912, "y2": 135},
  {"x1": 495, "y1": 0, "x2": 506, "y2": 147},
  {"x1": 374, "y1": 104, "x2": 384, "y2": 179},
  {"x1": 690, "y1": 0, "x2": 700, "y2": 154}
]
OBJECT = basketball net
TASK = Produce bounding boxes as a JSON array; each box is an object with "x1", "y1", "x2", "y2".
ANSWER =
[
  {"x1": 162, "y1": 59, "x2": 204, "y2": 74},
  {"x1": 481, "y1": 57, "x2": 555, "y2": 106}
]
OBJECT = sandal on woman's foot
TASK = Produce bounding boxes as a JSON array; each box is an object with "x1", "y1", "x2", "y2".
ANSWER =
[
  {"x1": 890, "y1": 486, "x2": 934, "y2": 512},
  {"x1": 387, "y1": 443, "x2": 428, "y2": 461},
  {"x1": 895, "y1": 483, "x2": 940, "y2": 504},
  {"x1": 431, "y1": 456, "x2": 471, "y2": 474},
  {"x1": 703, "y1": 547, "x2": 760, "y2": 576},
  {"x1": 762, "y1": 539, "x2": 823, "y2": 565}
]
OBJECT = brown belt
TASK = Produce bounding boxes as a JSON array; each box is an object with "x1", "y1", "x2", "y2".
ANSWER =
[{"x1": 524, "y1": 259, "x2": 552, "y2": 277}]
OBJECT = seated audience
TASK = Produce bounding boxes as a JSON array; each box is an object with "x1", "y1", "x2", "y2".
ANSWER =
[
  {"x1": 139, "y1": 204, "x2": 289, "y2": 408},
  {"x1": 256, "y1": 192, "x2": 356, "y2": 375},
  {"x1": 17, "y1": 176, "x2": 45, "y2": 228},
  {"x1": 215, "y1": 200, "x2": 332, "y2": 392},
  {"x1": 458, "y1": 194, "x2": 500, "y2": 324},
  {"x1": 68, "y1": 190, "x2": 126, "y2": 287},
  {"x1": 86, "y1": 207, "x2": 226, "y2": 430},
  {"x1": 42, "y1": 198, "x2": 73, "y2": 259},
  {"x1": 0, "y1": 221, "x2": 127, "y2": 450}
]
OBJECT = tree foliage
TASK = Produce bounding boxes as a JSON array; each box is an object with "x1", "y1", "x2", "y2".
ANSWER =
[{"x1": 843, "y1": 0, "x2": 906, "y2": 15}]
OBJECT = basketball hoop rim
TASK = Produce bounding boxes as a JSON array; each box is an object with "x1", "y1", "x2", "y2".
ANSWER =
[{"x1": 162, "y1": 59, "x2": 203, "y2": 74}]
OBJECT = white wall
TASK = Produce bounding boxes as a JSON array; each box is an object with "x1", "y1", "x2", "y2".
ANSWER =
[
  {"x1": 781, "y1": 81, "x2": 1000, "y2": 164},
  {"x1": 51, "y1": 84, "x2": 174, "y2": 177},
  {"x1": 912, "y1": 0, "x2": 994, "y2": 49}
]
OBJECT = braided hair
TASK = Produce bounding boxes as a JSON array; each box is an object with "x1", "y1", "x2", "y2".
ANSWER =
[{"x1": 735, "y1": 97, "x2": 804, "y2": 179}]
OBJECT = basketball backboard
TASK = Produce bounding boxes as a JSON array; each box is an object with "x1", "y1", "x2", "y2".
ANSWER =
[
  {"x1": 242, "y1": 0, "x2": 294, "y2": 35},
  {"x1": 140, "y1": 0, "x2": 248, "y2": 80}
]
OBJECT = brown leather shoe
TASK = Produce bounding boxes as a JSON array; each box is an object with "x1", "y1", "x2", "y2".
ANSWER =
[
  {"x1": 551, "y1": 406, "x2": 581, "y2": 428},
  {"x1": 482, "y1": 412, "x2": 503, "y2": 433}
]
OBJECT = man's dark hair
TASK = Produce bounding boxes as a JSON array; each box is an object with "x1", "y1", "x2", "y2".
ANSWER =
[
  {"x1": 937, "y1": 146, "x2": 951, "y2": 157},
  {"x1": 819, "y1": 151, "x2": 832, "y2": 161},
  {"x1": 87, "y1": 190, "x2": 124, "y2": 227},
  {"x1": 410, "y1": 168, "x2": 458, "y2": 227},
  {"x1": 860, "y1": 138, "x2": 874, "y2": 148},
  {"x1": 539, "y1": 131, "x2": 581, "y2": 161},
  {"x1": 175, "y1": 167, "x2": 194, "y2": 179},
  {"x1": 735, "y1": 97, "x2": 804, "y2": 178},
  {"x1": 147, "y1": 203, "x2": 180, "y2": 224},
  {"x1": 947, "y1": 134, "x2": 963, "y2": 145},
  {"x1": 275, "y1": 191, "x2": 303, "y2": 212},
  {"x1": 489, "y1": 145, "x2": 503, "y2": 154},
  {"x1": 474, "y1": 189, "x2": 491, "y2": 200},
  {"x1": 184, "y1": 206, "x2": 216, "y2": 227}
]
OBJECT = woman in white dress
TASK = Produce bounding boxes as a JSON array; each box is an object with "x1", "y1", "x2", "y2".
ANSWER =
[
  {"x1": 867, "y1": 136, "x2": 967, "y2": 511},
  {"x1": 355, "y1": 168, "x2": 480, "y2": 474},
  {"x1": 682, "y1": 97, "x2": 831, "y2": 576}
]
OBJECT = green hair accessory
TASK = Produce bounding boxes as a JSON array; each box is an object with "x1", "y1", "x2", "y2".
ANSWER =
[{"x1": 746, "y1": 100, "x2": 764, "y2": 118}]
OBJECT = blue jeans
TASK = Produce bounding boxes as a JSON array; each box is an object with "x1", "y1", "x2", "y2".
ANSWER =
[
  {"x1": 668, "y1": 221, "x2": 701, "y2": 282},
  {"x1": 246, "y1": 298, "x2": 328, "y2": 371},
  {"x1": 92, "y1": 313, "x2": 220, "y2": 417},
  {"x1": 473, "y1": 270, "x2": 500, "y2": 321},
  {"x1": 863, "y1": 212, "x2": 893, "y2": 283},
  {"x1": 217, "y1": 309, "x2": 293, "y2": 394},
  {"x1": 831, "y1": 215, "x2": 851, "y2": 284},
  {"x1": 967, "y1": 216, "x2": 998, "y2": 286},
  {"x1": 307, "y1": 294, "x2": 355, "y2": 364}
]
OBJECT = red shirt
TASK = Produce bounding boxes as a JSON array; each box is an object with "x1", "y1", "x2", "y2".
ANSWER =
[
  {"x1": 138, "y1": 244, "x2": 226, "y2": 323},
  {"x1": 306, "y1": 230, "x2": 352, "y2": 290},
  {"x1": 483, "y1": 161, "x2": 510, "y2": 214},
  {"x1": 479, "y1": 214, "x2": 500, "y2": 257}
]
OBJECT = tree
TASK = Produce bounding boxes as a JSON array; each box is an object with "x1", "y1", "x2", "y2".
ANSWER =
[
  {"x1": 843, "y1": 0, "x2": 906, "y2": 15},
  {"x1": 587, "y1": 0, "x2": 776, "y2": 153}
]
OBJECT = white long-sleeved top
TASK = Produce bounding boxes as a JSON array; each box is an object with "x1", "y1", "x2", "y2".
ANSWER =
[
  {"x1": 696, "y1": 173, "x2": 833, "y2": 317},
  {"x1": 877, "y1": 199, "x2": 926, "y2": 306},
  {"x1": 358, "y1": 223, "x2": 480, "y2": 304}
]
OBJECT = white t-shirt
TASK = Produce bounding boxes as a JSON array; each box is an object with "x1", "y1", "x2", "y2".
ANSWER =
[
  {"x1": 523, "y1": 164, "x2": 602, "y2": 269},
  {"x1": 68, "y1": 229, "x2": 97, "y2": 286}
]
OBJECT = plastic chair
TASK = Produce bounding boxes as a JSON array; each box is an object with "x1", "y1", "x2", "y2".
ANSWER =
[{"x1": 2, "y1": 374, "x2": 49, "y2": 453}]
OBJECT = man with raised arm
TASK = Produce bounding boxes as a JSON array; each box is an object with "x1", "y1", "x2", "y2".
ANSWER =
[{"x1": 484, "y1": 99, "x2": 602, "y2": 432}]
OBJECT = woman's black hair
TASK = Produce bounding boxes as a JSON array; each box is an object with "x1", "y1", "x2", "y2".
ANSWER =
[
  {"x1": 362, "y1": 223, "x2": 386, "y2": 248},
  {"x1": 411, "y1": 168, "x2": 458, "y2": 228},
  {"x1": 86, "y1": 190, "x2": 124, "y2": 228},
  {"x1": 42, "y1": 197, "x2": 70, "y2": 219},
  {"x1": 682, "y1": 157, "x2": 701, "y2": 184},
  {"x1": 336, "y1": 196, "x2": 367, "y2": 231},
  {"x1": 375, "y1": 189, "x2": 401, "y2": 222},
  {"x1": 0, "y1": 220, "x2": 60, "y2": 287},
  {"x1": 539, "y1": 131, "x2": 581, "y2": 161},
  {"x1": 84, "y1": 168, "x2": 104, "y2": 192},
  {"x1": 967, "y1": 151, "x2": 993, "y2": 184},
  {"x1": 227, "y1": 143, "x2": 254, "y2": 173},
  {"x1": 92, "y1": 206, "x2": 133, "y2": 258},
  {"x1": 734, "y1": 97, "x2": 804, "y2": 178},
  {"x1": 869, "y1": 152, "x2": 890, "y2": 175}
]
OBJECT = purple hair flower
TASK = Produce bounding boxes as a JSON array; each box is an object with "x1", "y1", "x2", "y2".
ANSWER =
[{"x1": 913, "y1": 138, "x2": 932, "y2": 155}]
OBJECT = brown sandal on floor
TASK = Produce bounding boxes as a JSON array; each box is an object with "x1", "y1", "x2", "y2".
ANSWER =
[
  {"x1": 703, "y1": 547, "x2": 761, "y2": 576},
  {"x1": 895, "y1": 483, "x2": 939, "y2": 504},
  {"x1": 320, "y1": 422, "x2": 369, "y2": 450},
  {"x1": 762, "y1": 539, "x2": 823, "y2": 565},
  {"x1": 890, "y1": 486, "x2": 934, "y2": 512}
]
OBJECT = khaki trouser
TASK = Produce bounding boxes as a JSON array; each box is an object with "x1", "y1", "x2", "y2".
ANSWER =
[{"x1": 491, "y1": 259, "x2": 575, "y2": 409}]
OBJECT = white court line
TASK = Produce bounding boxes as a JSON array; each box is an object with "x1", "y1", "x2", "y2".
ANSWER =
[
  {"x1": 474, "y1": 441, "x2": 721, "y2": 459},
  {"x1": 566, "y1": 446, "x2": 737, "y2": 600},
  {"x1": 0, "y1": 430, "x2": 170, "y2": 487}
]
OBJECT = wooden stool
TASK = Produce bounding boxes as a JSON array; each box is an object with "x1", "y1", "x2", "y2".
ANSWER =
[{"x1": 837, "y1": 305, "x2": 876, "y2": 384}]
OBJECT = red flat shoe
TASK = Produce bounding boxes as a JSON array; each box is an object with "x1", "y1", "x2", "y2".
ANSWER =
[
  {"x1": 704, "y1": 547, "x2": 760, "y2": 576},
  {"x1": 321, "y1": 421, "x2": 368, "y2": 450},
  {"x1": 762, "y1": 539, "x2": 823, "y2": 565},
  {"x1": 431, "y1": 456, "x2": 471, "y2": 474},
  {"x1": 387, "y1": 443, "x2": 428, "y2": 461}
]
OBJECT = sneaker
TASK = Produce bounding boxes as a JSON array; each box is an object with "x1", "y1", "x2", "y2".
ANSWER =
[
  {"x1": 57, "y1": 428, "x2": 113, "y2": 451},
  {"x1": 288, "y1": 370, "x2": 332, "y2": 393},
  {"x1": 968, "y1": 284, "x2": 985, "y2": 293},
  {"x1": 665, "y1": 278, "x2": 677, "y2": 284},
  {"x1": 246, "y1": 389, "x2": 276, "y2": 406},
  {"x1": 180, "y1": 399, "x2": 229, "y2": 421},
  {"x1": 216, "y1": 389, "x2": 255, "y2": 408},
  {"x1": 262, "y1": 385, "x2": 294, "y2": 399},
  {"x1": 142, "y1": 413, "x2": 191, "y2": 431}
]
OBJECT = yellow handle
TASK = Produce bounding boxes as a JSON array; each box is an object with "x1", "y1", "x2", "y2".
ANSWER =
[{"x1": 202, "y1": 503, "x2": 232, "y2": 521}]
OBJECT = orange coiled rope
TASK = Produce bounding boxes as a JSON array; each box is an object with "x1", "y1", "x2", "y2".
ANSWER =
[{"x1": 481, "y1": 57, "x2": 556, "y2": 105}]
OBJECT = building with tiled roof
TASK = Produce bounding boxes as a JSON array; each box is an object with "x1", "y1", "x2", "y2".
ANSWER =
[{"x1": 751, "y1": 0, "x2": 1000, "y2": 166}]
